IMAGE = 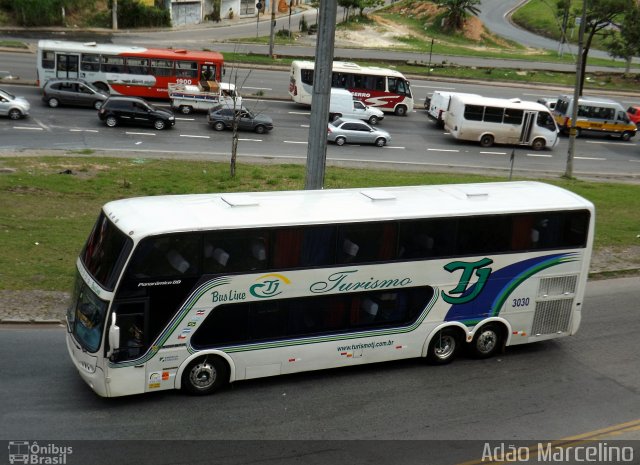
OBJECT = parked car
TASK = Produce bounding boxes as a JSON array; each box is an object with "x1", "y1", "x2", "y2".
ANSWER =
[
  {"x1": 42, "y1": 78, "x2": 109, "y2": 109},
  {"x1": 327, "y1": 117, "x2": 391, "y2": 147},
  {"x1": 0, "y1": 87, "x2": 30, "y2": 119},
  {"x1": 207, "y1": 104, "x2": 273, "y2": 134},
  {"x1": 98, "y1": 96, "x2": 175, "y2": 130},
  {"x1": 627, "y1": 105, "x2": 640, "y2": 127}
]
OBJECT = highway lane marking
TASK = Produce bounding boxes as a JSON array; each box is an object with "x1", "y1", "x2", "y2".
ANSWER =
[
  {"x1": 427, "y1": 148, "x2": 459, "y2": 152},
  {"x1": 585, "y1": 140, "x2": 635, "y2": 146},
  {"x1": 243, "y1": 86, "x2": 272, "y2": 91},
  {"x1": 126, "y1": 132, "x2": 156, "y2": 136},
  {"x1": 69, "y1": 129, "x2": 99, "y2": 133},
  {"x1": 13, "y1": 126, "x2": 43, "y2": 130},
  {"x1": 384, "y1": 146, "x2": 405, "y2": 149},
  {"x1": 526, "y1": 153, "x2": 553, "y2": 157},
  {"x1": 300, "y1": 124, "x2": 310, "y2": 128},
  {"x1": 175, "y1": 117, "x2": 195, "y2": 121},
  {"x1": 413, "y1": 85, "x2": 456, "y2": 90},
  {"x1": 575, "y1": 156, "x2": 607, "y2": 160},
  {"x1": 289, "y1": 111, "x2": 311, "y2": 115},
  {"x1": 239, "y1": 138, "x2": 263, "y2": 142},
  {"x1": 179, "y1": 134, "x2": 210, "y2": 139},
  {"x1": 480, "y1": 151, "x2": 507, "y2": 155},
  {"x1": 283, "y1": 140, "x2": 308, "y2": 144},
  {"x1": 455, "y1": 418, "x2": 640, "y2": 465}
]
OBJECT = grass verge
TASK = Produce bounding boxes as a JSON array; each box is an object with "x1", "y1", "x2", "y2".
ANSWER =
[{"x1": 1, "y1": 156, "x2": 639, "y2": 291}]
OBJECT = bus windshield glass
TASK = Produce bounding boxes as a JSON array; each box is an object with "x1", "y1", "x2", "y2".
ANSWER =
[
  {"x1": 80, "y1": 212, "x2": 132, "y2": 290},
  {"x1": 67, "y1": 272, "x2": 108, "y2": 352}
]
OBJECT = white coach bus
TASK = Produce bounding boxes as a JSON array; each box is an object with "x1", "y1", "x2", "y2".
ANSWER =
[
  {"x1": 67, "y1": 182, "x2": 594, "y2": 397},
  {"x1": 444, "y1": 95, "x2": 559, "y2": 150}
]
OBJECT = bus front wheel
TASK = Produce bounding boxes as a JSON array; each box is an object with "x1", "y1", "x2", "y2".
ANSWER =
[
  {"x1": 426, "y1": 328, "x2": 459, "y2": 365},
  {"x1": 182, "y1": 355, "x2": 229, "y2": 396},
  {"x1": 470, "y1": 323, "x2": 502, "y2": 359},
  {"x1": 531, "y1": 138, "x2": 545, "y2": 151},
  {"x1": 394, "y1": 105, "x2": 407, "y2": 116},
  {"x1": 479, "y1": 134, "x2": 494, "y2": 147}
]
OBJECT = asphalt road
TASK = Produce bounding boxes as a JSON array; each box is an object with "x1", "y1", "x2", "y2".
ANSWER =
[{"x1": 0, "y1": 277, "x2": 638, "y2": 463}]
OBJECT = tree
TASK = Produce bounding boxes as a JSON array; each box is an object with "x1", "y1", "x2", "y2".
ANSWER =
[
  {"x1": 356, "y1": 0, "x2": 384, "y2": 17},
  {"x1": 434, "y1": 0, "x2": 481, "y2": 31},
  {"x1": 605, "y1": 0, "x2": 640, "y2": 72},
  {"x1": 575, "y1": 0, "x2": 632, "y2": 95}
]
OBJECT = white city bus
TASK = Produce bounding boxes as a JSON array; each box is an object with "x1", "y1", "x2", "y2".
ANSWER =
[
  {"x1": 67, "y1": 182, "x2": 594, "y2": 397},
  {"x1": 288, "y1": 60, "x2": 414, "y2": 115},
  {"x1": 444, "y1": 94, "x2": 559, "y2": 150}
]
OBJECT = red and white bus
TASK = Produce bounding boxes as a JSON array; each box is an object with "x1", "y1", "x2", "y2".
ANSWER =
[
  {"x1": 289, "y1": 60, "x2": 414, "y2": 116},
  {"x1": 36, "y1": 40, "x2": 224, "y2": 99}
]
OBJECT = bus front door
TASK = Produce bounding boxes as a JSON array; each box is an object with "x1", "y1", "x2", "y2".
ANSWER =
[
  {"x1": 519, "y1": 111, "x2": 536, "y2": 146},
  {"x1": 56, "y1": 54, "x2": 79, "y2": 79}
]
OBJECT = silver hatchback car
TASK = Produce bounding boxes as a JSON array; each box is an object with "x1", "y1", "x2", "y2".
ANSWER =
[
  {"x1": 327, "y1": 117, "x2": 391, "y2": 147},
  {"x1": 0, "y1": 87, "x2": 30, "y2": 119},
  {"x1": 42, "y1": 78, "x2": 109, "y2": 110}
]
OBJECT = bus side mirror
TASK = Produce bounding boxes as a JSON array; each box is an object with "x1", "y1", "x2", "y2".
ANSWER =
[{"x1": 107, "y1": 313, "x2": 120, "y2": 358}]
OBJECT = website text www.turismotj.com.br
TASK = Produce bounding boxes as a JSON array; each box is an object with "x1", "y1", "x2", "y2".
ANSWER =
[{"x1": 337, "y1": 340, "x2": 395, "y2": 353}]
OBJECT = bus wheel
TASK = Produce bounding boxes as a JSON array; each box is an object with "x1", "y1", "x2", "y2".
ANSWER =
[
  {"x1": 480, "y1": 134, "x2": 494, "y2": 147},
  {"x1": 394, "y1": 105, "x2": 407, "y2": 116},
  {"x1": 470, "y1": 323, "x2": 502, "y2": 359},
  {"x1": 621, "y1": 131, "x2": 633, "y2": 142},
  {"x1": 180, "y1": 105, "x2": 193, "y2": 115},
  {"x1": 531, "y1": 138, "x2": 545, "y2": 151},
  {"x1": 426, "y1": 328, "x2": 459, "y2": 365},
  {"x1": 93, "y1": 82, "x2": 110, "y2": 93},
  {"x1": 182, "y1": 356, "x2": 229, "y2": 396}
]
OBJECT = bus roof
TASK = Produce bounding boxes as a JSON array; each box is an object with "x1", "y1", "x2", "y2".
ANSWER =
[
  {"x1": 37, "y1": 40, "x2": 223, "y2": 61},
  {"x1": 450, "y1": 94, "x2": 549, "y2": 112},
  {"x1": 292, "y1": 60, "x2": 407, "y2": 78},
  {"x1": 103, "y1": 182, "x2": 593, "y2": 240}
]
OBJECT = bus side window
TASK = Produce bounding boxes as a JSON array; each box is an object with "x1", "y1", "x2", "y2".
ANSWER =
[
  {"x1": 300, "y1": 226, "x2": 336, "y2": 267},
  {"x1": 203, "y1": 230, "x2": 268, "y2": 274}
]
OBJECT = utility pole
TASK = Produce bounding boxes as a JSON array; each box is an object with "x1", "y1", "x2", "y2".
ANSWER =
[
  {"x1": 268, "y1": 0, "x2": 277, "y2": 58},
  {"x1": 565, "y1": 0, "x2": 587, "y2": 179},
  {"x1": 304, "y1": 0, "x2": 337, "y2": 190},
  {"x1": 112, "y1": 0, "x2": 118, "y2": 30}
]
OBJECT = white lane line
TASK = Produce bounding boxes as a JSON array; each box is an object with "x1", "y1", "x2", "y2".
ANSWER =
[
  {"x1": 239, "y1": 138, "x2": 262, "y2": 142},
  {"x1": 480, "y1": 151, "x2": 507, "y2": 155},
  {"x1": 526, "y1": 153, "x2": 553, "y2": 158},
  {"x1": 175, "y1": 117, "x2": 195, "y2": 121},
  {"x1": 69, "y1": 129, "x2": 99, "y2": 133},
  {"x1": 585, "y1": 140, "x2": 633, "y2": 146},
  {"x1": 135, "y1": 141, "x2": 143, "y2": 145},
  {"x1": 412, "y1": 85, "x2": 456, "y2": 90},
  {"x1": 243, "y1": 86, "x2": 272, "y2": 91},
  {"x1": 384, "y1": 146, "x2": 406, "y2": 149},
  {"x1": 13, "y1": 126, "x2": 43, "y2": 130},
  {"x1": 300, "y1": 124, "x2": 310, "y2": 128},
  {"x1": 126, "y1": 132, "x2": 156, "y2": 136},
  {"x1": 427, "y1": 148, "x2": 459, "y2": 152},
  {"x1": 284, "y1": 140, "x2": 308, "y2": 144},
  {"x1": 180, "y1": 134, "x2": 210, "y2": 139},
  {"x1": 289, "y1": 111, "x2": 311, "y2": 115},
  {"x1": 575, "y1": 156, "x2": 607, "y2": 160}
]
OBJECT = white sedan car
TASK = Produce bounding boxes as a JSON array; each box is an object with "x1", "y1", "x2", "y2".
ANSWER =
[{"x1": 327, "y1": 117, "x2": 391, "y2": 147}]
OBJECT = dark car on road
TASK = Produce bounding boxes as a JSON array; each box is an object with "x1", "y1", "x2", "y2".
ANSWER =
[
  {"x1": 42, "y1": 78, "x2": 109, "y2": 110},
  {"x1": 98, "y1": 96, "x2": 175, "y2": 130},
  {"x1": 207, "y1": 104, "x2": 273, "y2": 134}
]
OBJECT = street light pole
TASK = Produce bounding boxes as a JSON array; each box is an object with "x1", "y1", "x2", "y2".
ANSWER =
[
  {"x1": 268, "y1": 0, "x2": 277, "y2": 58},
  {"x1": 565, "y1": 0, "x2": 587, "y2": 179}
]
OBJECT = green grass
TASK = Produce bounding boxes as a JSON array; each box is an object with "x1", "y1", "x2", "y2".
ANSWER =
[
  {"x1": 1, "y1": 157, "x2": 639, "y2": 291},
  {"x1": 0, "y1": 39, "x2": 29, "y2": 49}
]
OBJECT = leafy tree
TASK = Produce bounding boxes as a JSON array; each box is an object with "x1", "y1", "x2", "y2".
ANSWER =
[
  {"x1": 575, "y1": 0, "x2": 632, "y2": 95},
  {"x1": 433, "y1": 0, "x2": 481, "y2": 31},
  {"x1": 605, "y1": 0, "x2": 640, "y2": 72}
]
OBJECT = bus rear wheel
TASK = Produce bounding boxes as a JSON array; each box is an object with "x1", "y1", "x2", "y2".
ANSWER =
[
  {"x1": 182, "y1": 355, "x2": 229, "y2": 396},
  {"x1": 426, "y1": 328, "x2": 459, "y2": 365},
  {"x1": 470, "y1": 323, "x2": 502, "y2": 359},
  {"x1": 480, "y1": 134, "x2": 494, "y2": 147}
]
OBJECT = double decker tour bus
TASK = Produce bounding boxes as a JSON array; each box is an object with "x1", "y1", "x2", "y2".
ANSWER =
[
  {"x1": 67, "y1": 182, "x2": 593, "y2": 397},
  {"x1": 288, "y1": 60, "x2": 414, "y2": 116},
  {"x1": 36, "y1": 40, "x2": 224, "y2": 99}
]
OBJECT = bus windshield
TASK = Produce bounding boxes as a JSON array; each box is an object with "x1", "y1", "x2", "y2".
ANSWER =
[
  {"x1": 81, "y1": 212, "x2": 132, "y2": 290},
  {"x1": 67, "y1": 272, "x2": 109, "y2": 352}
]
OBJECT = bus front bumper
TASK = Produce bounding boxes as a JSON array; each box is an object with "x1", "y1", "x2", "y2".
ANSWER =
[{"x1": 66, "y1": 332, "x2": 108, "y2": 397}]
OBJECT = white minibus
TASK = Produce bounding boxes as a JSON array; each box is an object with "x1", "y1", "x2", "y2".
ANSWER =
[{"x1": 444, "y1": 95, "x2": 559, "y2": 150}]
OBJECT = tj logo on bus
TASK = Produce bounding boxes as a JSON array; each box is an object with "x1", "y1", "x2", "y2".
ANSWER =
[
  {"x1": 441, "y1": 258, "x2": 493, "y2": 305},
  {"x1": 249, "y1": 273, "x2": 291, "y2": 299}
]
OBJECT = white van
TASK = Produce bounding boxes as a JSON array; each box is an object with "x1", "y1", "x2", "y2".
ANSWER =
[
  {"x1": 427, "y1": 91, "x2": 480, "y2": 128},
  {"x1": 168, "y1": 82, "x2": 241, "y2": 114},
  {"x1": 328, "y1": 88, "x2": 384, "y2": 125}
]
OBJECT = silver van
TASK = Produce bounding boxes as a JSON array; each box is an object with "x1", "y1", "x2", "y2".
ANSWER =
[{"x1": 0, "y1": 87, "x2": 30, "y2": 119}]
